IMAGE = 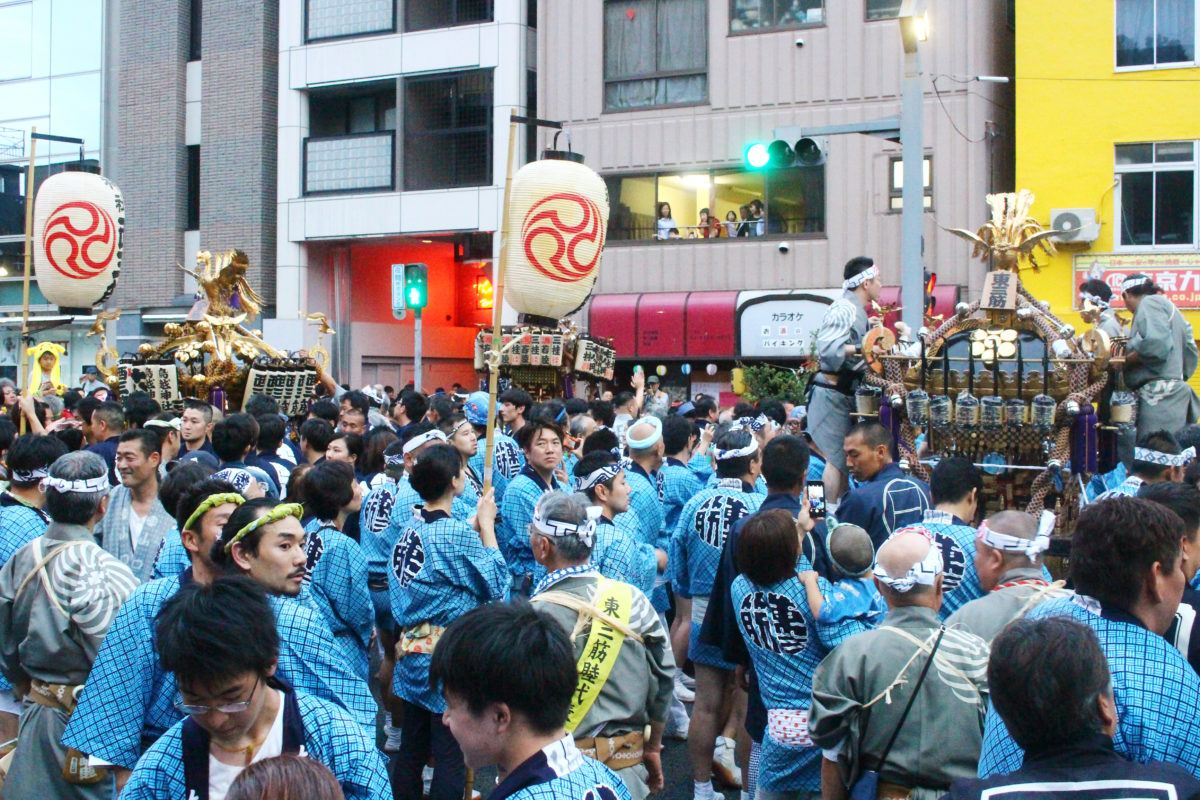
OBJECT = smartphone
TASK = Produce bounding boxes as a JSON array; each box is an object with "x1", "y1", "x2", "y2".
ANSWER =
[{"x1": 806, "y1": 480, "x2": 827, "y2": 519}]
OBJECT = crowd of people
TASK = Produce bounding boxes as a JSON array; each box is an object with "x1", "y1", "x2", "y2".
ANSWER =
[{"x1": 2, "y1": 255, "x2": 1200, "y2": 800}]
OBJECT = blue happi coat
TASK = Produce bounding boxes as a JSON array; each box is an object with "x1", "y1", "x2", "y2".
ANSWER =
[
  {"x1": 390, "y1": 508, "x2": 509, "y2": 712},
  {"x1": 672, "y1": 478, "x2": 763, "y2": 668},
  {"x1": 303, "y1": 519, "x2": 375, "y2": 680},
  {"x1": 499, "y1": 466, "x2": 568, "y2": 579},
  {"x1": 978, "y1": 595, "x2": 1200, "y2": 778},
  {"x1": 62, "y1": 570, "x2": 376, "y2": 769},
  {"x1": 618, "y1": 461, "x2": 670, "y2": 609},
  {"x1": 468, "y1": 430, "x2": 523, "y2": 505},
  {"x1": 451, "y1": 467, "x2": 482, "y2": 523},
  {"x1": 833, "y1": 462, "x2": 931, "y2": 548},
  {"x1": 489, "y1": 735, "x2": 631, "y2": 800},
  {"x1": 816, "y1": 575, "x2": 886, "y2": 645},
  {"x1": 919, "y1": 509, "x2": 985, "y2": 619},
  {"x1": 1093, "y1": 474, "x2": 1146, "y2": 501},
  {"x1": 661, "y1": 458, "x2": 705, "y2": 532},
  {"x1": 732, "y1": 566, "x2": 855, "y2": 792},
  {"x1": 360, "y1": 475, "x2": 400, "y2": 574},
  {"x1": 592, "y1": 516, "x2": 658, "y2": 595},
  {"x1": 120, "y1": 687, "x2": 389, "y2": 800},
  {"x1": 0, "y1": 493, "x2": 49, "y2": 696},
  {"x1": 707, "y1": 472, "x2": 769, "y2": 496},
  {"x1": 151, "y1": 529, "x2": 190, "y2": 580}
]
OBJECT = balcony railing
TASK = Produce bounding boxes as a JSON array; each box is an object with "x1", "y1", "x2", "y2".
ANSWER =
[
  {"x1": 303, "y1": 132, "x2": 395, "y2": 195},
  {"x1": 305, "y1": 0, "x2": 396, "y2": 42}
]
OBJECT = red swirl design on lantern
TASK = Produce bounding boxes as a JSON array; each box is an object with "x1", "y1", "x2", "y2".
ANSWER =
[
  {"x1": 521, "y1": 192, "x2": 604, "y2": 283},
  {"x1": 42, "y1": 201, "x2": 117, "y2": 280}
]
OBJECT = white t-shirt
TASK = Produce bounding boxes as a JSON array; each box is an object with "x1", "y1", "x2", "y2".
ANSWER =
[
  {"x1": 207, "y1": 689, "x2": 286, "y2": 800},
  {"x1": 128, "y1": 510, "x2": 149, "y2": 551}
]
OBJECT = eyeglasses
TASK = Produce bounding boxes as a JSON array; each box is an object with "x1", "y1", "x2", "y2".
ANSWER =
[{"x1": 174, "y1": 677, "x2": 260, "y2": 716}]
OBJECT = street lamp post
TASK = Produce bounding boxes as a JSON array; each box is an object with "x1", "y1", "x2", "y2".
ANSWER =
[{"x1": 899, "y1": 0, "x2": 929, "y2": 333}]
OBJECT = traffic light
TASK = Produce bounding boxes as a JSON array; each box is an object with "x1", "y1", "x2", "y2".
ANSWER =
[
  {"x1": 404, "y1": 263, "x2": 428, "y2": 310},
  {"x1": 744, "y1": 137, "x2": 827, "y2": 169}
]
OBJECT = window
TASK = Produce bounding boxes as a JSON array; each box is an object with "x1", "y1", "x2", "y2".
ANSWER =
[
  {"x1": 1116, "y1": 141, "x2": 1196, "y2": 247},
  {"x1": 306, "y1": 0, "x2": 394, "y2": 42},
  {"x1": 731, "y1": 0, "x2": 823, "y2": 32},
  {"x1": 525, "y1": 70, "x2": 538, "y2": 166},
  {"x1": 603, "y1": 166, "x2": 824, "y2": 241},
  {"x1": 888, "y1": 154, "x2": 933, "y2": 211},
  {"x1": 189, "y1": 0, "x2": 201, "y2": 60},
  {"x1": 1116, "y1": 0, "x2": 1195, "y2": 68},
  {"x1": 404, "y1": 70, "x2": 493, "y2": 191},
  {"x1": 186, "y1": 145, "x2": 199, "y2": 230},
  {"x1": 304, "y1": 83, "x2": 397, "y2": 195},
  {"x1": 528, "y1": 0, "x2": 537, "y2": 27},
  {"x1": 865, "y1": 0, "x2": 902, "y2": 20},
  {"x1": 604, "y1": 0, "x2": 707, "y2": 111},
  {"x1": 405, "y1": 0, "x2": 492, "y2": 32},
  {"x1": 309, "y1": 84, "x2": 396, "y2": 137}
]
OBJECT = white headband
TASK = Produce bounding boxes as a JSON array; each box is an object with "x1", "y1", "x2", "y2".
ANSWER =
[
  {"x1": 626, "y1": 416, "x2": 663, "y2": 450},
  {"x1": 1135, "y1": 446, "x2": 1196, "y2": 467},
  {"x1": 531, "y1": 506, "x2": 596, "y2": 547},
  {"x1": 713, "y1": 437, "x2": 759, "y2": 461},
  {"x1": 578, "y1": 463, "x2": 622, "y2": 492},
  {"x1": 1080, "y1": 291, "x2": 1109, "y2": 310},
  {"x1": 402, "y1": 429, "x2": 447, "y2": 455},
  {"x1": 873, "y1": 526, "x2": 943, "y2": 592},
  {"x1": 976, "y1": 510, "x2": 1054, "y2": 561},
  {"x1": 144, "y1": 418, "x2": 181, "y2": 431},
  {"x1": 384, "y1": 452, "x2": 406, "y2": 468},
  {"x1": 11, "y1": 467, "x2": 50, "y2": 484},
  {"x1": 733, "y1": 414, "x2": 772, "y2": 433},
  {"x1": 843, "y1": 265, "x2": 879, "y2": 291},
  {"x1": 1122, "y1": 275, "x2": 1150, "y2": 292},
  {"x1": 39, "y1": 475, "x2": 110, "y2": 494}
]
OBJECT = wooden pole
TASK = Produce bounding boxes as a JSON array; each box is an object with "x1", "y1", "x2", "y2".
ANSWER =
[
  {"x1": 482, "y1": 111, "x2": 520, "y2": 493},
  {"x1": 18, "y1": 128, "x2": 37, "y2": 435}
]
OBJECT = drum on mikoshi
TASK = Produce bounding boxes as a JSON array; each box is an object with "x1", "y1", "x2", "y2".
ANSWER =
[{"x1": 32, "y1": 171, "x2": 124, "y2": 308}]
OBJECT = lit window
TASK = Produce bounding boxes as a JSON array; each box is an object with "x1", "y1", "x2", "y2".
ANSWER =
[
  {"x1": 864, "y1": 0, "x2": 903, "y2": 21},
  {"x1": 888, "y1": 154, "x2": 933, "y2": 211},
  {"x1": 1116, "y1": 141, "x2": 1196, "y2": 247}
]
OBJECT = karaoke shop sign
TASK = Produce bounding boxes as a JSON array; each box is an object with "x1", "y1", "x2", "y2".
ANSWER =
[{"x1": 1075, "y1": 253, "x2": 1200, "y2": 309}]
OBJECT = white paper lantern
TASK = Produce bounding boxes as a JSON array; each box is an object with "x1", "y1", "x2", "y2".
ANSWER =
[
  {"x1": 656, "y1": 365, "x2": 667, "y2": 377},
  {"x1": 706, "y1": 364, "x2": 718, "y2": 376},
  {"x1": 33, "y1": 172, "x2": 123, "y2": 308},
  {"x1": 503, "y1": 154, "x2": 609, "y2": 320}
]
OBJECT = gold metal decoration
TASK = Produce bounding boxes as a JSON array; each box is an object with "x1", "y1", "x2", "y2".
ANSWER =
[
  {"x1": 944, "y1": 190, "x2": 1059, "y2": 272},
  {"x1": 87, "y1": 310, "x2": 121, "y2": 379},
  {"x1": 303, "y1": 311, "x2": 335, "y2": 372}
]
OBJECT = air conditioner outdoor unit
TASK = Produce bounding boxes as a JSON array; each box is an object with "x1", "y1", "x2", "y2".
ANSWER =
[{"x1": 1050, "y1": 208, "x2": 1100, "y2": 243}]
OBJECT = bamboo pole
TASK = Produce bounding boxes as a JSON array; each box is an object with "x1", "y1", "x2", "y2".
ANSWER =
[
  {"x1": 481, "y1": 111, "x2": 521, "y2": 494},
  {"x1": 18, "y1": 128, "x2": 37, "y2": 435}
]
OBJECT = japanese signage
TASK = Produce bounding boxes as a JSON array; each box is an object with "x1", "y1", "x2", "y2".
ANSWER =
[
  {"x1": 475, "y1": 330, "x2": 566, "y2": 368},
  {"x1": 981, "y1": 271, "x2": 1017, "y2": 310},
  {"x1": 242, "y1": 364, "x2": 319, "y2": 417},
  {"x1": 574, "y1": 338, "x2": 616, "y2": 381},
  {"x1": 1075, "y1": 253, "x2": 1200, "y2": 310},
  {"x1": 117, "y1": 361, "x2": 182, "y2": 412},
  {"x1": 737, "y1": 295, "x2": 832, "y2": 357}
]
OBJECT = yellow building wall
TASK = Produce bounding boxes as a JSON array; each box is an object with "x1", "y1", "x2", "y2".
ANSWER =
[{"x1": 1014, "y1": 0, "x2": 1200, "y2": 391}]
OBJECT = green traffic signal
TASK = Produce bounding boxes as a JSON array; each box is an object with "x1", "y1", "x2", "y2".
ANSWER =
[
  {"x1": 745, "y1": 142, "x2": 770, "y2": 169},
  {"x1": 404, "y1": 263, "x2": 428, "y2": 310}
]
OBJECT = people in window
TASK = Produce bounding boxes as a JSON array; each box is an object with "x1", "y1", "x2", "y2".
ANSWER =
[
  {"x1": 750, "y1": 199, "x2": 766, "y2": 236},
  {"x1": 724, "y1": 210, "x2": 739, "y2": 238},
  {"x1": 655, "y1": 202, "x2": 677, "y2": 240},
  {"x1": 736, "y1": 205, "x2": 753, "y2": 237}
]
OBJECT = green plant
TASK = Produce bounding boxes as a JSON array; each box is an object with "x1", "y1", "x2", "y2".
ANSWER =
[{"x1": 739, "y1": 363, "x2": 810, "y2": 405}]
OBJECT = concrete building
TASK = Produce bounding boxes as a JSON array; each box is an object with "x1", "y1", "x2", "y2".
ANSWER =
[
  {"x1": 267, "y1": 0, "x2": 537, "y2": 390},
  {"x1": 0, "y1": 0, "x2": 115, "y2": 383},
  {"x1": 113, "y1": 0, "x2": 278, "y2": 359},
  {"x1": 534, "y1": 0, "x2": 1014, "y2": 402},
  {"x1": 1014, "y1": 0, "x2": 1200, "y2": 395}
]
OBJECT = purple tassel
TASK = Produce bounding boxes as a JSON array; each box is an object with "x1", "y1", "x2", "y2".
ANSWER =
[
  {"x1": 208, "y1": 386, "x2": 227, "y2": 415},
  {"x1": 880, "y1": 403, "x2": 902, "y2": 463},
  {"x1": 1070, "y1": 403, "x2": 1098, "y2": 475}
]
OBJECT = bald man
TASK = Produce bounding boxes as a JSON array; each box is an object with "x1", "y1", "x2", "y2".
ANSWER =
[
  {"x1": 945, "y1": 511, "x2": 1066, "y2": 643},
  {"x1": 809, "y1": 528, "x2": 990, "y2": 800}
]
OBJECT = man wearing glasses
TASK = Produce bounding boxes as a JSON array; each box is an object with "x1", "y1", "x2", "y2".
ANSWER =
[{"x1": 120, "y1": 576, "x2": 388, "y2": 800}]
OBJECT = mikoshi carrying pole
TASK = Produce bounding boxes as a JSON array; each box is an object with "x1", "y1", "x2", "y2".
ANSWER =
[
  {"x1": 482, "y1": 111, "x2": 520, "y2": 494},
  {"x1": 18, "y1": 128, "x2": 37, "y2": 435}
]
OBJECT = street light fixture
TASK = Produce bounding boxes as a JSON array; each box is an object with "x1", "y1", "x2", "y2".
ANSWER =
[{"x1": 898, "y1": 0, "x2": 928, "y2": 332}]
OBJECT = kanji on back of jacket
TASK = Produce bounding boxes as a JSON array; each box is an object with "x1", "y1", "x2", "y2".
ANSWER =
[{"x1": 862, "y1": 191, "x2": 1126, "y2": 551}]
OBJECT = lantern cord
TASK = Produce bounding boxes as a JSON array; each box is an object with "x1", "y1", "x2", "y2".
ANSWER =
[
  {"x1": 18, "y1": 127, "x2": 37, "y2": 436},
  {"x1": 482, "y1": 112, "x2": 522, "y2": 495}
]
